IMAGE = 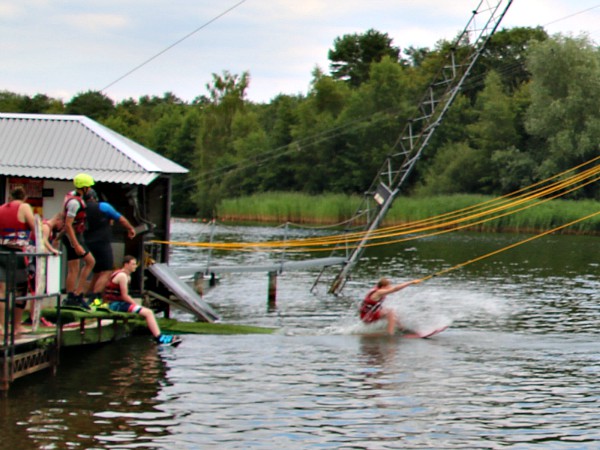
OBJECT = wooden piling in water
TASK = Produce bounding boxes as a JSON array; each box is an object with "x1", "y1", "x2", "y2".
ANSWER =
[{"x1": 268, "y1": 271, "x2": 277, "y2": 308}]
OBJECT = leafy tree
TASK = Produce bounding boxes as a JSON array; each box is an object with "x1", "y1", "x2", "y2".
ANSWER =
[
  {"x1": 0, "y1": 91, "x2": 64, "y2": 114},
  {"x1": 21, "y1": 94, "x2": 64, "y2": 114},
  {"x1": 469, "y1": 73, "x2": 517, "y2": 142},
  {"x1": 193, "y1": 71, "x2": 250, "y2": 217},
  {"x1": 477, "y1": 26, "x2": 548, "y2": 92},
  {"x1": 418, "y1": 141, "x2": 487, "y2": 194},
  {"x1": 0, "y1": 91, "x2": 24, "y2": 112},
  {"x1": 66, "y1": 90, "x2": 115, "y2": 120},
  {"x1": 419, "y1": 71, "x2": 521, "y2": 194},
  {"x1": 329, "y1": 29, "x2": 402, "y2": 87},
  {"x1": 170, "y1": 110, "x2": 202, "y2": 215},
  {"x1": 403, "y1": 46, "x2": 431, "y2": 67},
  {"x1": 221, "y1": 109, "x2": 270, "y2": 197},
  {"x1": 255, "y1": 94, "x2": 303, "y2": 192},
  {"x1": 335, "y1": 56, "x2": 414, "y2": 193},
  {"x1": 311, "y1": 68, "x2": 350, "y2": 115},
  {"x1": 525, "y1": 34, "x2": 600, "y2": 197},
  {"x1": 468, "y1": 71, "x2": 519, "y2": 193}
]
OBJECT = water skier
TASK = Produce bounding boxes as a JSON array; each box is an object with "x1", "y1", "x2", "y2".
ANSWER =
[{"x1": 360, "y1": 278, "x2": 420, "y2": 335}]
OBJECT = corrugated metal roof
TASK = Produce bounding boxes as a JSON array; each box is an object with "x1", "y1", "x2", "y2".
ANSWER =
[{"x1": 0, "y1": 113, "x2": 188, "y2": 185}]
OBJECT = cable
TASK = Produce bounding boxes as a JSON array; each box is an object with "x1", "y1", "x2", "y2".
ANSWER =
[
  {"x1": 185, "y1": 5, "x2": 600, "y2": 188},
  {"x1": 543, "y1": 4, "x2": 600, "y2": 27},
  {"x1": 101, "y1": 0, "x2": 248, "y2": 92},
  {"x1": 415, "y1": 209, "x2": 600, "y2": 283},
  {"x1": 151, "y1": 157, "x2": 600, "y2": 251}
]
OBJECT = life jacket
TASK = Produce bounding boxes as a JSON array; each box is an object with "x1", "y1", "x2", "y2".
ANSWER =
[
  {"x1": 84, "y1": 200, "x2": 112, "y2": 243},
  {"x1": 360, "y1": 287, "x2": 386, "y2": 318},
  {"x1": 63, "y1": 193, "x2": 86, "y2": 234},
  {"x1": 103, "y1": 269, "x2": 126, "y2": 303},
  {"x1": 0, "y1": 200, "x2": 31, "y2": 248}
]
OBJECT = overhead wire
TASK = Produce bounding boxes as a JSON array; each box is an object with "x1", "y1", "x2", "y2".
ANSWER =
[
  {"x1": 415, "y1": 209, "x2": 600, "y2": 283},
  {"x1": 153, "y1": 164, "x2": 600, "y2": 280},
  {"x1": 151, "y1": 160, "x2": 600, "y2": 281},
  {"x1": 101, "y1": 0, "x2": 248, "y2": 92},
  {"x1": 186, "y1": 3, "x2": 600, "y2": 191},
  {"x1": 117, "y1": 3, "x2": 600, "y2": 274},
  {"x1": 155, "y1": 167, "x2": 599, "y2": 251},
  {"x1": 152, "y1": 156, "x2": 600, "y2": 252}
]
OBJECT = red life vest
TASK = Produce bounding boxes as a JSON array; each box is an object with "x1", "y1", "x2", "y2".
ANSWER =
[
  {"x1": 360, "y1": 287, "x2": 387, "y2": 319},
  {"x1": 63, "y1": 193, "x2": 86, "y2": 234},
  {"x1": 103, "y1": 269, "x2": 126, "y2": 302},
  {"x1": 0, "y1": 200, "x2": 31, "y2": 248}
]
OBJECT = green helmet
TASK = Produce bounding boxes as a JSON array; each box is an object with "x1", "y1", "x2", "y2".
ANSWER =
[{"x1": 73, "y1": 173, "x2": 95, "y2": 189}]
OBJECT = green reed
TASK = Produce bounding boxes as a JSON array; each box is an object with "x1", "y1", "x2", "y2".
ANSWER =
[{"x1": 218, "y1": 193, "x2": 600, "y2": 233}]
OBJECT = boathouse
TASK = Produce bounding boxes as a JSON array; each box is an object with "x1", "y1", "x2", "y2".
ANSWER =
[
  {"x1": 0, "y1": 113, "x2": 225, "y2": 391},
  {"x1": 0, "y1": 113, "x2": 216, "y2": 318}
]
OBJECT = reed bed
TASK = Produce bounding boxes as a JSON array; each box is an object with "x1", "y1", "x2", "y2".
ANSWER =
[{"x1": 217, "y1": 193, "x2": 600, "y2": 233}]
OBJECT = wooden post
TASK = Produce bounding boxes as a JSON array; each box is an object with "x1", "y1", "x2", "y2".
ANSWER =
[{"x1": 268, "y1": 271, "x2": 277, "y2": 308}]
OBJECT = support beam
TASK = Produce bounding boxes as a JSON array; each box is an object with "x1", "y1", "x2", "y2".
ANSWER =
[
  {"x1": 323, "y1": 0, "x2": 514, "y2": 295},
  {"x1": 268, "y1": 271, "x2": 277, "y2": 309}
]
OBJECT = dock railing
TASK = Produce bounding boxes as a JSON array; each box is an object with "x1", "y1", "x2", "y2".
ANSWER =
[{"x1": 0, "y1": 249, "x2": 62, "y2": 393}]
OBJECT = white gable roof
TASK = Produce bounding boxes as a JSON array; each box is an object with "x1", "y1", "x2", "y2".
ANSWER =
[{"x1": 0, "y1": 113, "x2": 188, "y2": 185}]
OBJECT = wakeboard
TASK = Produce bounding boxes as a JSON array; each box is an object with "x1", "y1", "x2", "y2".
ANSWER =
[
  {"x1": 31, "y1": 214, "x2": 45, "y2": 332},
  {"x1": 359, "y1": 325, "x2": 448, "y2": 339},
  {"x1": 400, "y1": 325, "x2": 449, "y2": 339},
  {"x1": 160, "y1": 337, "x2": 182, "y2": 347}
]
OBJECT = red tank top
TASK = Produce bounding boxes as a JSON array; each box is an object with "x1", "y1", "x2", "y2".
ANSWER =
[{"x1": 0, "y1": 200, "x2": 30, "y2": 248}]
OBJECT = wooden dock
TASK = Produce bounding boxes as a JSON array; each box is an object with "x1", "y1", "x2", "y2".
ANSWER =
[
  {"x1": 0, "y1": 250, "x2": 62, "y2": 393},
  {"x1": 1, "y1": 250, "x2": 294, "y2": 393}
]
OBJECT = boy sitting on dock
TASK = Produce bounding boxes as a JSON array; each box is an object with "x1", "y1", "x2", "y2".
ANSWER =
[{"x1": 103, "y1": 255, "x2": 181, "y2": 346}]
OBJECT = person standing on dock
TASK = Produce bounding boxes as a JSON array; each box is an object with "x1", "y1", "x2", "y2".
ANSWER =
[
  {"x1": 0, "y1": 186, "x2": 36, "y2": 335},
  {"x1": 83, "y1": 188, "x2": 136, "y2": 301},
  {"x1": 360, "y1": 278, "x2": 420, "y2": 335},
  {"x1": 103, "y1": 255, "x2": 181, "y2": 346},
  {"x1": 61, "y1": 173, "x2": 95, "y2": 308},
  {"x1": 42, "y1": 213, "x2": 64, "y2": 255}
]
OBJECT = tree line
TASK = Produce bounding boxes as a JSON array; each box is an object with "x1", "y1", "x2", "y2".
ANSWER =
[{"x1": 2, "y1": 26, "x2": 599, "y2": 217}]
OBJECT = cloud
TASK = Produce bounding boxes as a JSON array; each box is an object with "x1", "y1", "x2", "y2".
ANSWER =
[
  {"x1": 3, "y1": 0, "x2": 600, "y2": 104},
  {"x1": 60, "y1": 13, "x2": 129, "y2": 33},
  {"x1": 0, "y1": 2, "x2": 21, "y2": 20}
]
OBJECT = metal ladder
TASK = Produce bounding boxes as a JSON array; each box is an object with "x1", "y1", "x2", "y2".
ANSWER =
[{"x1": 314, "y1": 0, "x2": 514, "y2": 294}]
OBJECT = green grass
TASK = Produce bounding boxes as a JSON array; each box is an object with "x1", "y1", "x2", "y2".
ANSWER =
[
  {"x1": 217, "y1": 192, "x2": 600, "y2": 233},
  {"x1": 218, "y1": 192, "x2": 363, "y2": 225},
  {"x1": 41, "y1": 308, "x2": 277, "y2": 336},
  {"x1": 156, "y1": 319, "x2": 276, "y2": 335}
]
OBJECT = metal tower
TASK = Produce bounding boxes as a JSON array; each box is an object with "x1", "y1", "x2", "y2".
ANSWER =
[{"x1": 316, "y1": 0, "x2": 514, "y2": 294}]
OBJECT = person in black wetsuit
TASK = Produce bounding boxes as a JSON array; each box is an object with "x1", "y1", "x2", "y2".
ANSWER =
[{"x1": 83, "y1": 189, "x2": 136, "y2": 301}]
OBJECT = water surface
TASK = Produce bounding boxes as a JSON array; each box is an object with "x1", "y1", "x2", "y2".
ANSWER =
[{"x1": 3, "y1": 221, "x2": 600, "y2": 449}]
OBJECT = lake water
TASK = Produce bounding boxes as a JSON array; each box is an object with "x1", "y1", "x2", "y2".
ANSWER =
[{"x1": 2, "y1": 221, "x2": 600, "y2": 449}]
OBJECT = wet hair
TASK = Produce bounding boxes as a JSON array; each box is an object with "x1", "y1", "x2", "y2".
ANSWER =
[
  {"x1": 377, "y1": 278, "x2": 391, "y2": 288},
  {"x1": 10, "y1": 186, "x2": 26, "y2": 201},
  {"x1": 123, "y1": 255, "x2": 137, "y2": 265}
]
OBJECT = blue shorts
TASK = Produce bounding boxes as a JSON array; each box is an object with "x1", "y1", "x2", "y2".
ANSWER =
[{"x1": 108, "y1": 301, "x2": 142, "y2": 314}]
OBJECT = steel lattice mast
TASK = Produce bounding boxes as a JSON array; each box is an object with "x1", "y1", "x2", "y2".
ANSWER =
[{"x1": 318, "y1": 0, "x2": 514, "y2": 295}]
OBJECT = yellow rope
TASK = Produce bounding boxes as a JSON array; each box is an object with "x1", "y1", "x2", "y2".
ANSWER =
[
  {"x1": 149, "y1": 158, "x2": 600, "y2": 284},
  {"x1": 414, "y1": 209, "x2": 600, "y2": 283},
  {"x1": 152, "y1": 163, "x2": 600, "y2": 251}
]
